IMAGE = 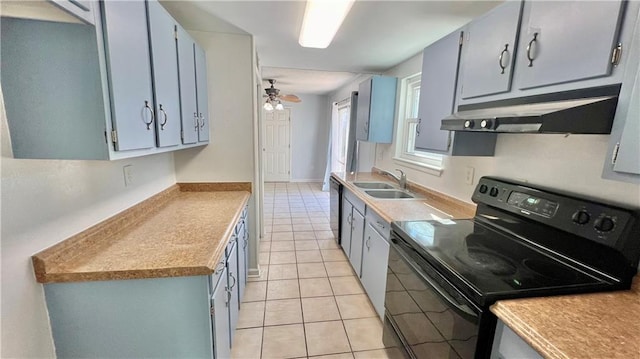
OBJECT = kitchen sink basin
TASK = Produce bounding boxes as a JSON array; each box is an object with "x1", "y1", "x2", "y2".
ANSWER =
[
  {"x1": 353, "y1": 182, "x2": 395, "y2": 189},
  {"x1": 365, "y1": 190, "x2": 415, "y2": 199}
]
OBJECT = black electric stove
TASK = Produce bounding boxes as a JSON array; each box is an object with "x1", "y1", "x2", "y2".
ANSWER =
[{"x1": 383, "y1": 177, "x2": 640, "y2": 359}]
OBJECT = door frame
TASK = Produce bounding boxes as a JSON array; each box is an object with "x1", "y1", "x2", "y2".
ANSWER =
[{"x1": 262, "y1": 107, "x2": 292, "y2": 183}]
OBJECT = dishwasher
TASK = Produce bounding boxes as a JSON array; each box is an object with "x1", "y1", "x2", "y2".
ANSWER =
[{"x1": 329, "y1": 177, "x2": 342, "y2": 244}]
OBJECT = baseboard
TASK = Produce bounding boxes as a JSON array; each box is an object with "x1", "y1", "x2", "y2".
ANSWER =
[{"x1": 290, "y1": 179, "x2": 323, "y2": 183}]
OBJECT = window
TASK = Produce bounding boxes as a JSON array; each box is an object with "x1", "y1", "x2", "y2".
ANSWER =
[
  {"x1": 394, "y1": 73, "x2": 444, "y2": 174},
  {"x1": 331, "y1": 100, "x2": 351, "y2": 173}
]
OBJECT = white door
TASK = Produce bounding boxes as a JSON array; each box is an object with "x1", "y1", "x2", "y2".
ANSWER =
[{"x1": 263, "y1": 109, "x2": 291, "y2": 182}]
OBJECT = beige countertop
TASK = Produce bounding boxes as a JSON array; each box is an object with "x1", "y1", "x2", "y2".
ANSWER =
[
  {"x1": 492, "y1": 276, "x2": 640, "y2": 359},
  {"x1": 331, "y1": 171, "x2": 476, "y2": 221},
  {"x1": 32, "y1": 183, "x2": 251, "y2": 283}
]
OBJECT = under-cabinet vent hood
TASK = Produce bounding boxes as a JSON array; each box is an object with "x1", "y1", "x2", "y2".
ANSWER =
[{"x1": 441, "y1": 85, "x2": 621, "y2": 134}]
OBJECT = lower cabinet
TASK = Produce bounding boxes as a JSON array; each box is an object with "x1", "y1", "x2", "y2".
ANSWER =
[
  {"x1": 491, "y1": 320, "x2": 543, "y2": 359},
  {"x1": 211, "y1": 266, "x2": 231, "y2": 359},
  {"x1": 237, "y1": 208, "x2": 249, "y2": 307},
  {"x1": 341, "y1": 189, "x2": 366, "y2": 276},
  {"x1": 226, "y1": 240, "x2": 240, "y2": 346},
  {"x1": 361, "y1": 220, "x2": 390, "y2": 320}
]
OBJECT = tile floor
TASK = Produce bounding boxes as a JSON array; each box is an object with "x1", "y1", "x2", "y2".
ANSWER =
[{"x1": 234, "y1": 182, "x2": 403, "y2": 359}]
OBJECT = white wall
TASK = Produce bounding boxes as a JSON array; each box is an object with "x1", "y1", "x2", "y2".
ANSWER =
[
  {"x1": 366, "y1": 52, "x2": 640, "y2": 208},
  {"x1": 0, "y1": 91, "x2": 177, "y2": 358},
  {"x1": 286, "y1": 94, "x2": 330, "y2": 182}
]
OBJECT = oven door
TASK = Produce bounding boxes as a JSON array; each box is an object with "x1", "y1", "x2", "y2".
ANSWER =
[{"x1": 384, "y1": 234, "x2": 487, "y2": 359}]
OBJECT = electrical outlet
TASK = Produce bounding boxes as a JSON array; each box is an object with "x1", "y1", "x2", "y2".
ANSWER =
[
  {"x1": 123, "y1": 165, "x2": 134, "y2": 187},
  {"x1": 465, "y1": 166, "x2": 475, "y2": 185}
]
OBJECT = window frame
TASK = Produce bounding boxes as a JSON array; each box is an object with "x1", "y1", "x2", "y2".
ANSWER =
[{"x1": 393, "y1": 73, "x2": 444, "y2": 176}]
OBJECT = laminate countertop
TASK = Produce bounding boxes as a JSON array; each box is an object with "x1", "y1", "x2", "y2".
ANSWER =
[
  {"x1": 32, "y1": 183, "x2": 251, "y2": 283},
  {"x1": 331, "y1": 171, "x2": 476, "y2": 221},
  {"x1": 492, "y1": 277, "x2": 640, "y2": 359}
]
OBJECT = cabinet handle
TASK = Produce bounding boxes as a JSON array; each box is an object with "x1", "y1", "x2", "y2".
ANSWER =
[
  {"x1": 498, "y1": 43, "x2": 509, "y2": 74},
  {"x1": 214, "y1": 261, "x2": 225, "y2": 274},
  {"x1": 225, "y1": 287, "x2": 231, "y2": 306},
  {"x1": 375, "y1": 221, "x2": 386, "y2": 229},
  {"x1": 199, "y1": 113, "x2": 205, "y2": 129},
  {"x1": 143, "y1": 101, "x2": 155, "y2": 130},
  {"x1": 159, "y1": 104, "x2": 168, "y2": 130},
  {"x1": 415, "y1": 119, "x2": 421, "y2": 136},
  {"x1": 243, "y1": 238, "x2": 248, "y2": 249},
  {"x1": 364, "y1": 121, "x2": 369, "y2": 134},
  {"x1": 194, "y1": 112, "x2": 199, "y2": 130},
  {"x1": 526, "y1": 33, "x2": 538, "y2": 67},
  {"x1": 366, "y1": 236, "x2": 371, "y2": 250},
  {"x1": 347, "y1": 213, "x2": 352, "y2": 225},
  {"x1": 229, "y1": 271, "x2": 237, "y2": 290}
]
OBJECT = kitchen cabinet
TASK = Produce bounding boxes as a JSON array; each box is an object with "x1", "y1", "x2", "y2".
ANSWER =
[
  {"x1": 459, "y1": 0, "x2": 523, "y2": 99},
  {"x1": 195, "y1": 44, "x2": 210, "y2": 142},
  {"x1": 226, "y1": 239, "x2": 239, "y2": 346},
  {"x1": 515, "y1": 1, "x2": 625, "y2": 90},
  {"x1": 1, "y1": 0, "x2": 208, "y2": 160},
  {"x1": 211, "y1": 265, "x2": 231, "y2": 359},
  {"x1": 237, "y1": 208, "x2": 249, "y2": 307},
  {"x1": 50, "y1": 0, "x2": 95, "y2": 24},
  {"x1": 415, "y1": 30, "x2": 496, "y2": 155},
  {"x1": 355, "y1": 75, "x2": 397, "y2": 143},
  {"x1": 603, "y1": 9, "x2": 640, "y2": 183},
  {"x1": 101, "y1": 0, "x2": 156, "y2": 151},
  {"x1": 361, "y1": 211, "x2": 390, "y2": 320},
  {"x1": 177, "y1": 27, "x2": 210, "y2": 144},
  {"x1": 341, "y1": 188, "x2": 365, "y2": 276},
  {"x1": 147, "y1": 0, "x2": 181, "y2": 148},
  {"x1": 490, "y1": 320, "x2": 542, "y2": 359}
]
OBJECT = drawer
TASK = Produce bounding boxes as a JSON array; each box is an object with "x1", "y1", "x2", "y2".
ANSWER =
[
  {"x1": 365, "y1": 207, "x2": 390, "y2": 240},
  {"x1": 344, "y1": 188, "x2": 366, "y2": 214}
]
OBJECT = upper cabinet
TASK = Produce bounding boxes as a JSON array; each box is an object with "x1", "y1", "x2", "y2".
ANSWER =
[
  {"x1": 356, "y1": 76, "x2": 397, "y2": 143},
  {"x1": 101, "y1": 0, "x2": 156, "y2": 151},
  {"x1": 415, "y1": 30, "x2": 496, "y2": 156},
  {"x1": 177, "y1": 27, "x2": 199, "y2": 145},
  {"x1": 50, "y1": 0, "x2": 95, "y2": 24},
  {"x1": 147, "y1": 0, "x2": 182, "y2": 148},
  {"x1": 0, "y1": 0, "x2": 209, "y2": 160},
  {"x1": 459, "y1": 0, "x2": 523, "y2": 99},
  {"x1": 515, "y1": 1, "x2": 625, "y2": 90}
]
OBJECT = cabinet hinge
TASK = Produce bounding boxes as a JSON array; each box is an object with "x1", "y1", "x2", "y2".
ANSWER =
[
  {"x1": 611, "y1": 43, "x2": 622, "y2": 66},
  {"x1": 446, "y1": 132, "x2": 453, "y2": 151},
  {"x1": 459, "y1": 32, "x2": 464, "y2": 46},
  {"x1": 111, "y1": 130, "x2": 118, "y2": 144},
  {"x1": 174, "y1": 27, "x2": 178, "y2": 40},
  {"x1": 611, "y1": 142, "x2": 620, "y2": 165},
  {"x1": 210, "y1": 306, "x2": 214, "y2": 316},
  {"x1": 181, "y1": 130, "x2": 184, "y2": 141}
]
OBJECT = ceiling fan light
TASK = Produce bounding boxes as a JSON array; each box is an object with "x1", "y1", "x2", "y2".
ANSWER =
[
  {"x1": 275, "y1": 102, "x2": 284, "y2": 111},
  {"x1": 264, "y1": 101, "x2": 274, "y2": 111},
  {"x1": 298, "y1": 0, "x2": 354, "y2": 49}
]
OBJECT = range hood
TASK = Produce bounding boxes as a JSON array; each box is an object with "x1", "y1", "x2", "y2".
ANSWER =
[{"x1": 441, "y1": 85, "x2": 621, "y2": 134}]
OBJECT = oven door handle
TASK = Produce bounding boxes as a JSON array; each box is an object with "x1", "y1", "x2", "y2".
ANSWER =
[{"x1": 392, "y1": 237, "x2": 480, "y2": 323}]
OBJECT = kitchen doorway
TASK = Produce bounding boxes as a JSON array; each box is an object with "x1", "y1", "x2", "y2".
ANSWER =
[{"x1": 263, "y1": 108, "x2": 291, "y2": 182}]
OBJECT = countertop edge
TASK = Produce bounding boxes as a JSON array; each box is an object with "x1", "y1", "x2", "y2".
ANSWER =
[{"x1": 32, "y1": 184, "x2": 251, "y2": 284}]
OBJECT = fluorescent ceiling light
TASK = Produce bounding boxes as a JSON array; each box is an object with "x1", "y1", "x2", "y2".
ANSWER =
[{"x1": 299, "y1": 0, "x2": 355, "y2": 49}]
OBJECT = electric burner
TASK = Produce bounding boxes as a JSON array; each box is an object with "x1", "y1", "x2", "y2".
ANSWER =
[
  {"x1": 522, "y1": 258, "x2": 578, "y2": 282},
  {"x1": 456, "y1": 248, "x2": 517, "y2": 276}
]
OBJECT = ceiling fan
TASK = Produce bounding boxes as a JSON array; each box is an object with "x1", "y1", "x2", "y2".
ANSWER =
[{"x1": 263, "y1": 79, "x2": 301, "y2": 111}]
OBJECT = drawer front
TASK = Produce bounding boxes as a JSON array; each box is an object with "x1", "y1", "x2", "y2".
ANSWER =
[{"x1": 365, "y1": 207, "x2": 390, "y2": 240}]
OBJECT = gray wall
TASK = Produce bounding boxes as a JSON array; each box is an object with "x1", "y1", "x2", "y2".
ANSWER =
[{"x1": 287, "y1": 94, "x2": 330, "y2": 182}]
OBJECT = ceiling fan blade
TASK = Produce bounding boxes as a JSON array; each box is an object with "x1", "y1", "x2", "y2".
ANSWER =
[{"x1": 280, "y1": 94, "x2": 301, "y2": 103}]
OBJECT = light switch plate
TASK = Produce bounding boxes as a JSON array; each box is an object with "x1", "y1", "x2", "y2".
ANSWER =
[
  {"x1": 123, "y1": 165, "x2": 134, "y2": 187},
  {"x1": 465, "y1": 166, "x2": 475, "y2": 185}
]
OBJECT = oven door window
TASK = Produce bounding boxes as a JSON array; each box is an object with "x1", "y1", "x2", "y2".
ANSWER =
[{"x1": 385, "y1": 242, "x2": 481, "y2": 359}]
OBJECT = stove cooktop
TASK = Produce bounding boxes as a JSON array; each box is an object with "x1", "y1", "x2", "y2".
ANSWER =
[{"x1": 392, "y1": 218, "x2": 609, "y2": 304}]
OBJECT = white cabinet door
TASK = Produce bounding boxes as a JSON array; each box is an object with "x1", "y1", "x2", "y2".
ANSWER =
[
  {"x1": 612, "y1": 68, "x2": 640, "y2": 176},
  {"x1": 348, "y1": 208, "x2": 365, "y2": 277},
  {"x1": 147, "y1": 0, "x2": 181, "y2": 148},
  {"x1": 212, "y1": 267, "x2": 231, "y2": 359},
  {"x1": 237, "y1": 218, "x2": 248, "y2": 306},
  {"x1": 361, "y1": 222, "x2": 390, "y2": 320},
  {"x1": 515, "y1": 0, "x2": 625, "y2": 90},
  {"x1": 340, "y1": 198, "x2": 353, "y2": 258},
  {"x1": 195, "y1": 44, "x2": 210, "y2": 142},
  {"x1": 176, "y1": 26, "x2": 199, "y2": 145},
  {"x1": 227, "y1": 241, "x2": 239, "y2": 345},
  {"x1": 101, "y1": 0, "x2": 156, "y2": 151},
  {"x1": 414, "y1": 30, "x2": 461, "y2": 153},
  {"x1": 459, "y1": 0, "x2": 523, "y2": 99}
]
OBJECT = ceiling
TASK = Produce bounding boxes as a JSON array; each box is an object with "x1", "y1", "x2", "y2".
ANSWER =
[{"x1": 162, "y1": 0, "x2": 502, "y2": 94}]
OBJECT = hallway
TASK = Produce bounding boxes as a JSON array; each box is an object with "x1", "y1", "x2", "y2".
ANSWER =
[{"x1": 232, "y1": 182, "x2": 402, "y2": 359}]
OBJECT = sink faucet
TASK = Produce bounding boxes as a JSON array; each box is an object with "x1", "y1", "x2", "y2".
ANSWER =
[{"x1": 378, "y1": 169, "x2": 407, "y2": 190}]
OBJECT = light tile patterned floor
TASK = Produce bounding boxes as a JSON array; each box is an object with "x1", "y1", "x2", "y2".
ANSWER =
[{"x1": 234, "y1": 182, "x2": 403, "y2": 359}]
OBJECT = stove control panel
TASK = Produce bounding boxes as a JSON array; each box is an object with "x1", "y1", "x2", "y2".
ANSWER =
[{"x1": 472, "y1": 177, "x2": 637, "y2": 250}]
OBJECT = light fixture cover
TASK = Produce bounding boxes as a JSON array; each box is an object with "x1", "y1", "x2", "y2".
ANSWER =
[
  {"x1": 299, "y1": 0, "x2": 355, "y2": 49},
  {"x1": 264, "y1": 101, "x2": 274, "y2": 111},
  {"x1": 275, "y1": 102, "x2": 284, "y2": 110}
]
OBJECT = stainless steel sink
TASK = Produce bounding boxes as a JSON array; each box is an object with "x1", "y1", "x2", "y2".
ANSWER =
[
  {"x1": 365, "y1": 190, "x2": 415, "y2": 199},
  {"x1": 353, "y1": 182, "x2": 395, "y2": 189}
]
